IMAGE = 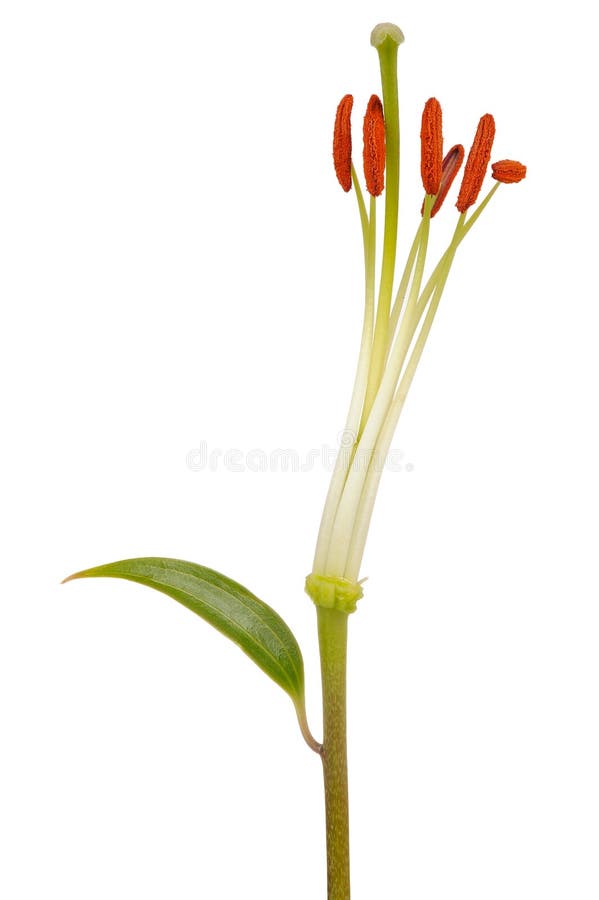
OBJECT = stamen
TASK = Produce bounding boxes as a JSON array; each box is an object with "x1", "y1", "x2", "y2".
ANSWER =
[
  {"x1": 456, "y1": 113, "x2": 496, "y2": 213},
  {"x1": 333, "y1": 94, "x2": 354, "y2": 192},
  {"x1": 420, "y1": 98, "x2": 443, "y2": 195},
  {"x1": 429, "y1": 144, "x2": 465, "y2": 217},
  {"x1": 491, "y1": 159, "x2": 527, "y2": 183},
  {"x1": 363, "y1": 94, "x2": 386, "y2": 197}
]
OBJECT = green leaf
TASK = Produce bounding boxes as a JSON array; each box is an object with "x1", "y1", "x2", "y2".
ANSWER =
[{"x1": 63, "y1": 557, "x2": 306, "y2": 705}]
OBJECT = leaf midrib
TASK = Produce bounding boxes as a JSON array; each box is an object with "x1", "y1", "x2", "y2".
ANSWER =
[{"x1": 122, "y1": 562, "x2": 302, "y2": 692}]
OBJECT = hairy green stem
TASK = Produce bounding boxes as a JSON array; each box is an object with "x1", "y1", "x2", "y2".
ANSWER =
[{"x1": 318, "y1": 606, "x2": 350, "y2": 900}]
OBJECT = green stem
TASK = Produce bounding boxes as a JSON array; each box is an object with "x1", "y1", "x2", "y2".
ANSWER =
[{"x1": 318, "y1": 606, "x2": 350, "y2": 900}]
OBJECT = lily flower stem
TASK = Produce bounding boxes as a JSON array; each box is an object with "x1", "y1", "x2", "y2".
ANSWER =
[
  {"x1": 313, "y1": 21, "x2": 523, "y2": 898},
  {"x1": 318, "y1": 606, "x2": 351, "y2": 900}
]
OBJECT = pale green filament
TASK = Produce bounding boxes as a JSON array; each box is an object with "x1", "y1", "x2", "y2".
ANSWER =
[
  {"x1": 459, "y1": 182, "x2": 500, "y2": 237},
  {"x1": 325, "y1": 199, "x2": 436, "y2": 575},
  {"x1": 312, "y1": 184, "x2": 377, "y2": 573},
  {"x1": 405, "y1": 194, "x2": 433, "y2": 317},
  {"x1": 387, "y1": 220, "x2": 424, "y2": 345},
  {"x1": 324, "y1": 189, "x2": 501, "y2": 578},
  {"x1": 351, "y1": 163, "x2": 369, "y2": 250},
  {"x1": 345, "y1": 225, "x2": 462, "y2": 579}
]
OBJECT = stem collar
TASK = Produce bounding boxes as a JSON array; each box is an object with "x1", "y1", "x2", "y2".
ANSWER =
[{"x1": 305, "y1": 572, "x2": 363, "y2": 614}]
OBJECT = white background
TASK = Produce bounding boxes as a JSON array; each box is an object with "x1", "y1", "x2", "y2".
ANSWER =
[{"x1": 1, "y1": 1, "x2": 598, "y2": 898}]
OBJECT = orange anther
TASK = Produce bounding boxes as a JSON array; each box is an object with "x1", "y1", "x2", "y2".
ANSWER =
[
  {"x1": 420, "y1": 98, "x2": 443, "y2": 195},
  {"x1": 333, "y1": 94, "x2": 354, "y2": 192},
  {"x1": 456, "y1": 113, "x2": 496, "y2": 213},
  {"x1": 363, "y1": 94, "x2": 386, "y2": 197},
  {"x1": 491, "y1": 159, "x2": 527, "y2": 184}
]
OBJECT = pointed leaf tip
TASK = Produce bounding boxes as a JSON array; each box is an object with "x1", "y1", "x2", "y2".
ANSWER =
[{"x1": 61, "y1": 571, "x2": 80, "y2": 584}]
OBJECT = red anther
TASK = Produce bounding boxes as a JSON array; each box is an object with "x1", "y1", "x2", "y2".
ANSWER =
[
  {"x1": 420, "y1": 97, "x2": 443, "y2": 195},
  {"x1": 491, "y1": 159, "x2": 527, "y2": 183},
  {"x1": 456, "y1": 114, "x2": 496, "y2": 213},
  {"x1": 333, "y1": 94, "x2": 354, "y2": 192},
  {"x1": 363, "y1": 94, "x2": 386, "y2": 197}
]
